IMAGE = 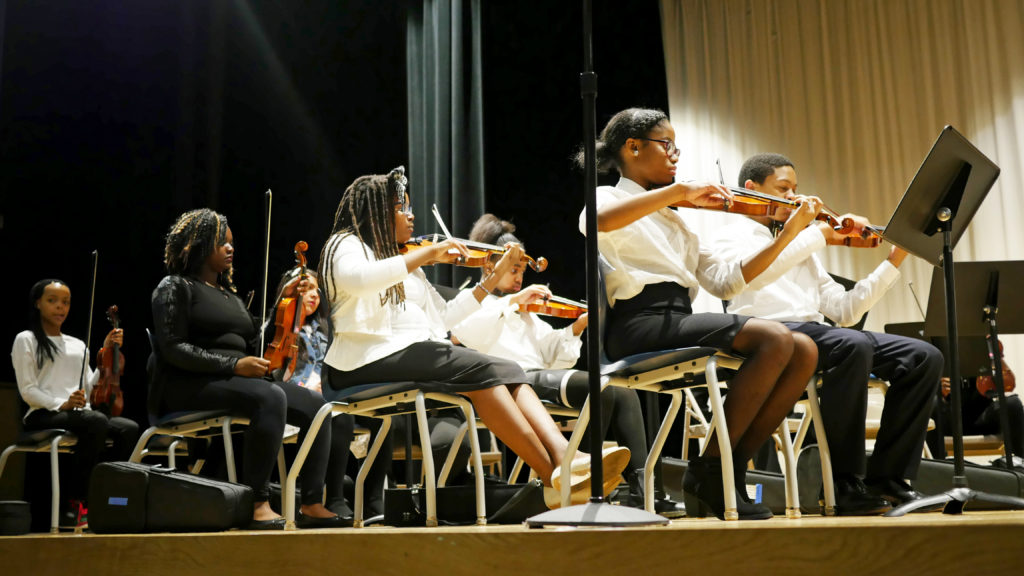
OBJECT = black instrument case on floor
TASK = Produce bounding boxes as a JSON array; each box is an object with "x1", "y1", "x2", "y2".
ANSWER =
[{"x1": 88, "y1": 461, "x2": 253, "y2": 533}]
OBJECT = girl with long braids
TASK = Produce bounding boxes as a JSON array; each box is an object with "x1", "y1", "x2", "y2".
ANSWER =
[
  {"x1": 151, "y1": 209, "x2": 345, "y2": 529},
  {"x1": 579, "y1": 108, "x2": 820, "y2": 520},
  {"x1": 12, "y1": 279, "x2": 140, "y2": 528},
  {"x1": 318, "y1": 167, "x2": 630, "y2": 509}
]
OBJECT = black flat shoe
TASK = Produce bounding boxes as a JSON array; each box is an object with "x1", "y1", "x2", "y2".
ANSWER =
[
  {"x1": 247, "y1": 517, "x2": 286, "y2": 530},
  {"x1": 296, "y1": 512, "x2": 352, "y2": 529},
  {"x1": 828, "y1": 477, "x2": 891, "y2": 516}
]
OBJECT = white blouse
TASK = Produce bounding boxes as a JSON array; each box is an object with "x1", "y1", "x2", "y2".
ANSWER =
[
  {"x1": 451, "y1": 294, "x2": 582, "y2": 371},
  {"x1": 712, "y1": 217, "x2": 900, "y2": 325},
  {"x1": 12, "y1": 331, "x2": 99, "y2": 420},
  {"x1": 578, "y1": 177, "x2": 746, "y2": 307},
  {"x1": 324, "y1": 233, "x2": 482, "y2": 371}
]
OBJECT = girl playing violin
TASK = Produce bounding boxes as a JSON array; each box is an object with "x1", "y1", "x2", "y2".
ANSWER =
[
  {"x1": 267, "y1": 268, "x2": 355, "y2": 519},
  {"x1": 152, "y1": 209, "x2": 343, "y2": 529},
  {"x1": 580, "y1": 108, "x2": 821, "y2": 520},
  {"x1": 12, "y1": 279, "x2": 140, "y2": 528},
  {"x1": 451, "y1": 214, "x2": 684, "y2": 513},
  {"x1": 318, "y1": 167, "x2": 630, "y2": 509}
]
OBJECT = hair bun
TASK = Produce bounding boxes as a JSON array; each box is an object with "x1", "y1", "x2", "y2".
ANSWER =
[{"x1": 387, "y1": 166, "x2": 408, "y2": 196}]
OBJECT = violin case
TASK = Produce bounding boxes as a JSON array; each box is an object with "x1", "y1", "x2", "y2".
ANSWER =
[
  {"x1": 88, "y1": 462, "x2": 253, "y2": 533},
  {"x1": 913, "y1": 457, "x2": 1024, "y2": 509},
  {"x1": 384, "y1": 479, "x2": 547, "y2": 526}
]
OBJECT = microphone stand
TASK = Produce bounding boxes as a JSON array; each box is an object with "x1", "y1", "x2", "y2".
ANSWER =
[{"x1": 526, "y1": 0, "x2": 666, "y2": 527}]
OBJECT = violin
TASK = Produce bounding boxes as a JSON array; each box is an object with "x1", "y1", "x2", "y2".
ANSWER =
[
  {"x1": 264, "y1": 241, "x2": 309, "y2": 374},
  {"x1": 682, "y1": 185, "x2": 887, "y2": 248},
  {"x1": 519, "y1": 295, "x2": 586, "y2": 319},
  {"x1": 402, "y1": 235, "x2": 549, "y2": 273},
  {"x1": 92, "y1": 305, "x2": 125, "y2": 417}
]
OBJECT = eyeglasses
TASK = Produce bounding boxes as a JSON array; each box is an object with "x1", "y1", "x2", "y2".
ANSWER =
[
  {"x1": 395, "y1": 202, "x2": 413, "y2": 217},
  {"x1": 637, "y1": 137, "x2": 678, "y2": 158}
]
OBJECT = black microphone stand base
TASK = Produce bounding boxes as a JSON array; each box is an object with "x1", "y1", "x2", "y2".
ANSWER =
[
  {"x1": 885, "y1": 486, "x2": 1024, "y2": 517},
  {"x1": 526, "y1": 501, "x2": 669, "y2": 528}
]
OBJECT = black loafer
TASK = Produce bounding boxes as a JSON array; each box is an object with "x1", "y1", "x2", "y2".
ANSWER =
[
  {"x1": 865, "y1": 477, "x2": 927, "y2": 507},
  {"x1": 247, "y1": 517, "x2": 286, "y2": 530},
  {"x1": 296, "y1": 512, "x2": 352, "y2": 529},
  {"x1": 829, "y1": 477, "x2": 891, "y2": 516}
]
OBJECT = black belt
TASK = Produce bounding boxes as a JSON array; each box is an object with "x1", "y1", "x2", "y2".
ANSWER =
[{"x1": 611, "y1": 282, "x2": 692, "y2": 316}]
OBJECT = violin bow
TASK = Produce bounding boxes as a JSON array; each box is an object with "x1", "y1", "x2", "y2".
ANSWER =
[
  {"x1": 78, "y1": 250, "x2": 98, "y2": 393},
  {"x1": 259, "y1": 189, "x2": 272, "y2": 352},
  {"x1": 431, "y1": 203, "x2": 455, "y2": 239}
]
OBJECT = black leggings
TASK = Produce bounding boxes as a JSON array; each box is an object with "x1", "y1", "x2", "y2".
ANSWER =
[
  {"x1": 24, "y1": 409, "x2": 139, "y2": 502},
  {"x1": 162, "y1": 376, "x2": 331, "y2": 505}
]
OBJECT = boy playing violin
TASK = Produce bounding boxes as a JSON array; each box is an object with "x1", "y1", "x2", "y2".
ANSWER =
[{"x1": 712, "y1": 153, "x2": 943, "y2": 514}]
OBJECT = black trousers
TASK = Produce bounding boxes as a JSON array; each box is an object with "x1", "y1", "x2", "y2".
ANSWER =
[
  {"x1": 785, "y1": 322, "x2": 942, "y2": 480},
  {"x1": 24, "y1": 409, "x2": 140, "y2": 502},
  {"x1": 162, "y1": 376, "x2": 331, "y2": 505}
]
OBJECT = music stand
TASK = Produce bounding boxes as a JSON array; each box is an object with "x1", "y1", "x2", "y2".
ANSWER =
[
  {"x1": 880, "y1": 126, "x2": 1024, "y2": 515},
  {"x1": 924, "y1": 262, "x2": 1024, "y2": 471},
  {"x1": 526, "y1": 0, "x2": 667, "y2": 527}
]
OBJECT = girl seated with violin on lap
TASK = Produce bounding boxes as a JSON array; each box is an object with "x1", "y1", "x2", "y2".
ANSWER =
[
  {"x1": 12, "y1": 279, "x2": 140, "y2": 528},
  {"x1": 318, "y1": 167, "x2": 630, "y2": 507},
  {"x1": 451, "y1": 213, "x2": 678, "y2": 511},
  {"x1": 266, "y1": 267, "x2": 356, "y2": 520},
  {"x1": 580, "y1": 108, "x2": 821, "y2": 520},
  {"x1": 152, "y1": 209, "x2": 343, "y2": 529}
]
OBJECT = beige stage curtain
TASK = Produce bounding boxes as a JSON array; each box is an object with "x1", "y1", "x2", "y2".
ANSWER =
[{"x1": 660, "y1": 0, "x2": 1024, "y2": 371}]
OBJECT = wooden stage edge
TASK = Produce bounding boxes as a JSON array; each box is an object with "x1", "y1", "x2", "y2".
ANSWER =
[{"x1": 3, "y1": 510, "x2": 1024, "y2": 575}]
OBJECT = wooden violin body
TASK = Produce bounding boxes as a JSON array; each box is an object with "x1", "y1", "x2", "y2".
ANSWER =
[
  {"x1": 264, "y1": 241, "x2": 309, "y2": 374},
  {"x1": 519, "y1": 295, "x2": 586, "y2": 319},
  {"x1": 402, "y1": 235, "x2": 549, "y2": 273},
  {"x1": 92, "y1": 305, "x2": 124, "y2": 417}
]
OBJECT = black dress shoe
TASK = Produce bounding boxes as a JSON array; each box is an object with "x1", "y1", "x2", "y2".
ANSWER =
[
  {"x1": 865, "y1": 477, "x2": 925, "y2": 507},
  {"x1": 296, "y1": 512, "x2": 352, "y2": 529},
  {"x1": 830, "y1": 477, "x2": 891, "y2": 516},
  {"x1": 623, "y1": 468, "x2": 687, "y2": 518},
  {"x1": 247, "y1": 516, "x2": 286, "y2": 530},
  {"x1": 326, "y1": 497, "x2": 354, "y2": 518}
]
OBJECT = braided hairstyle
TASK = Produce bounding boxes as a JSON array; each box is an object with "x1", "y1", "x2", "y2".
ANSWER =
[
  {"x1": 28, "y1": 278, "x2": 68, "y2": 369},
  {"x1": 319, "y1": 166, "x2": 408, "y2": 306},
  {"x1": 574, "y1": 108, "x2": 669, "y2": 174},
  {"x1": 163, "y1": 208, "x2": 236, "y2": 292}
]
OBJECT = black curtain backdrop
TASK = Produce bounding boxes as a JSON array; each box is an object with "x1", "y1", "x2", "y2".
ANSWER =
[{"x1": 0, "y1": 0, "x2": 666, "y2": 430}]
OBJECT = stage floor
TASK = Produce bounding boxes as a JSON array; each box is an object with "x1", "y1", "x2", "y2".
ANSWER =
[{"x1": 3, "y1": 509, "x2": 1023, "y2": 575}]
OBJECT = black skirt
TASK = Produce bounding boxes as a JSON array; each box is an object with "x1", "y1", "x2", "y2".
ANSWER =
[
  {"x1": 606, "y1": 282, "x2": 750, "y2": 360},
  {"x1": 324, "y1": 340, "x2": 526, "y2": 396}
]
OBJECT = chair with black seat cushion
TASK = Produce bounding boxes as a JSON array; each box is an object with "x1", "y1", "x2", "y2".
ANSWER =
[
  {"x1": 284, "y1": 382, "x2": 489, "y2": 529},
  {"x1": 552, "y1": 260, "x2": 746, "y2": 517},
  {"x1": 0, "y1": 427, "x2": 78, "y2": 533}
]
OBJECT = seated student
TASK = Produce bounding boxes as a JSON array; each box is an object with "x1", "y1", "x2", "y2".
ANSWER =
[
  {"x1": 928, "y1": 349, "x2": 1023, "y2": 466},
  {"x1": 12, "y1": 278, "x2": 140, "y2": 528},
  {"x1": 266, "y1": 268, "x2": 356, "y2": 520},
  {"x1": 579, "y1": 108, "x2": 821, "y2": 520},
  {"x1": 713, "y1": 153, "x2": 943, "y2": 514},
  {"x1": 317, "y1": 167, "x2": 630, "y2": 511},
  {"x1": 451, "y1": 213, "x2": 682, "y2": 514},
  {"x1": 152, "y1": 209, "x2": 343, "y2": 529}
]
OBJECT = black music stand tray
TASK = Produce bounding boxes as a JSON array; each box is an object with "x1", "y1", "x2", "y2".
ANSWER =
[{"x1": 881, "y1": 126, "x2": 1024, "y2": 515}]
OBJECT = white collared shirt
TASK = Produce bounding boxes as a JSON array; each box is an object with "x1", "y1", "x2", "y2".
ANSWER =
[
  {"x1": 12, "y1": 331, "x2": 98, "y2": 420},
  {"x1": 324, "y1": 233, "x2": 482, "y2": 371},
  {"x1": 451, "y1": 294, "x2": 582, "y2": 371},
  {"x1": 578, "y1": 177, "x2": 746, "y2": 306},
  {"x1": 711, "y1": 217, "x2": 900, "y2": 325}
]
